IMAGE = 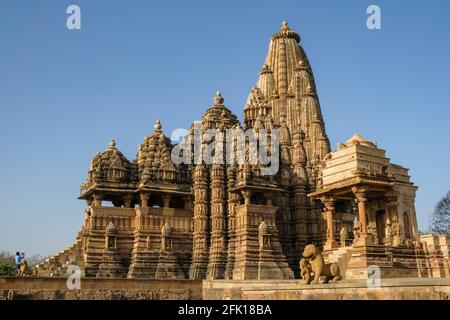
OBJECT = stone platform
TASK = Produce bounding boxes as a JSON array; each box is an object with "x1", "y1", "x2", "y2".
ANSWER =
[
  {"x1": 203, "y1": 278, "x2": 450, "y2": 300},
  {"x1": 1, "y1": 277, "x2": 449, "y2": 300},
  {"x1": 0, "y1": 277, "x2": 202, "y2": 300}
]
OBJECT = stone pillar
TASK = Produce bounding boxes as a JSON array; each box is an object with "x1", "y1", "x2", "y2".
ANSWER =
[
  {"x1": 163, "y1": 194, "x2": 170, "y2": 208},
  {"x1": 224, "y1": 165, "x2": 237, "y2": 280},
  {"x1": 265, "y1": 193, "x2": 273, "y2": 206},
  {"x1": 353, "y1": 187, "x2": 372, "y2": 246},
  {"x1": 242, "y1": 190, "x2": 251, "y2": 205},
  {"x1": 321, "y1": 196, "x2": 337, "y2": 250},
  {"x1": 357, "y1": 195, "x2": 368, "y2": 235},
  {"x1": 206, "y1": 164, "x2": 227, "y2": 279},
  {"x1": 94, "y1": 194, "x2": 103, "y2": 207},
  {"x1": 189, "y1": 164, "x2": 210, "y2": 279},
  {"x1": 183, "y1": 196, "x2": 192, "y2": 210},
  {"x1": 140, "y1": 193, "x2": 149, "y2": 208},
  {"x1": 124, "y1": 194, "x2": 133, "y2": 208}
]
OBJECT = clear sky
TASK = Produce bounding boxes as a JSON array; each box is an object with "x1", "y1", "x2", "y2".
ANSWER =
[{"x1": 0, "y1": 0, "x2": 449, "y2": 256}]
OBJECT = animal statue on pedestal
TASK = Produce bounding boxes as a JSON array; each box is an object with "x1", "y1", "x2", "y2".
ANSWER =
[{"x1": 300, "y1": 244, "x2": 342, "y2": 284}]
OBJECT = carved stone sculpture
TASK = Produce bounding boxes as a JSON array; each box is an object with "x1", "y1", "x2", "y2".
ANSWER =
[
  {"x1": 340, "y1": 226, "x2": 348, "y2": 247},
  {"x1": 299, "y1": 258, "x2": 312, "y2": 284},
  {"x1": 17, "y1": 260, "x2": 31, "y2": 276},
  {"x1": 301, "y1": 244, "x2": 342, "y2": 284}
]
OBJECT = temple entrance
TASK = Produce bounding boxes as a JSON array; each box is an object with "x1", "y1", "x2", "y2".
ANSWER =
[{"x1": 376, "y1": 210, "x2": 386, "y2": 244}]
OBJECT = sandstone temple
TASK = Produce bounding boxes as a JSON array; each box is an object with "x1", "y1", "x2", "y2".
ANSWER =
[{"x1": 35, "y1": 21, "x2": 450, "y2": 280}]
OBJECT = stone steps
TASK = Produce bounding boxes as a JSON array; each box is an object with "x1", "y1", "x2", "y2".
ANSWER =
[
  {"x1": 34, "y1": 237, "x2": 84, "y2": 276},
  {"x1": 325, "y1": 246, "x2": 353, "y2": 279}
]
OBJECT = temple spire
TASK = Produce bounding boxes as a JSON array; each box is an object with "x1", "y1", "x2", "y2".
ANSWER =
[{"x1": 244, "y1": 21, "x2": 330, "y2": 174}]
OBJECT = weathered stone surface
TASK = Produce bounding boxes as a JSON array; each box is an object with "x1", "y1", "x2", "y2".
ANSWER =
[
  {"x1": 0, "y1": 277, "x2": 202, "y2": 300},
  {"x1": 2, "y1": 277, "x2": 450, "y2": 300},
  {"x1": 203, "y1": 278, "x2": 450, "y2": 300}
]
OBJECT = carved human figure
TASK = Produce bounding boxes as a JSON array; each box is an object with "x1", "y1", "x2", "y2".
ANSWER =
[
  {"x1": 107, "y1": 236, "x2": 116, "y2": 250},
  {"x1": 353, "y1": 221, "x2": 362, "y2": 244},
  {"x1": 340, "y1": 226, "x2": 348, "y2": 247},
  {"x1": 385, "y1": 220, "x2": 392, "y2": 246},
  {"x1": 299, "y1": 258, "x2": 312, "y2": 285}
]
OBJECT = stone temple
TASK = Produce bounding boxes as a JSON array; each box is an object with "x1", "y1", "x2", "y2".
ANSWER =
[{"x1": 35, "y1": 21, "x2": 449, "y2": 280}]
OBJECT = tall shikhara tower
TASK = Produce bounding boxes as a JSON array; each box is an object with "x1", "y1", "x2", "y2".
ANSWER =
[
  {"x1": 189, "y1": 21, "x2": 332, "y2": 279},
  {"x1": 242, "y1": 21, "x2": 332, "y2": 275},
  {"x1": 244, "y1": 20, "x2": 330, "y2": 160}
]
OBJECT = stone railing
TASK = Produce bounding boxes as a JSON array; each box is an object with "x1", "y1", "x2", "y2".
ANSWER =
[{"x1": 91, "y1": 207, "x2": 136, "y2": 217}]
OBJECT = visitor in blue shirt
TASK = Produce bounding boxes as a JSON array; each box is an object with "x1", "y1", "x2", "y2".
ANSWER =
[{"x1": 14, "y1": 252, "x2": 24, "y2": 275}]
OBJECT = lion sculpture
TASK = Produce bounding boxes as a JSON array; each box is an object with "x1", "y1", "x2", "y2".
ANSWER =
[
  {"x1": 17, "y1": 260, "x2": 32, "y2": 276},
  {"x1": 300, "y1": 244, "x2": 342, "y2": 284}
]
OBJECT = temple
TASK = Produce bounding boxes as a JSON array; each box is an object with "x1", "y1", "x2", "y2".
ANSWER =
[{"x1": 35, "y1": 21, "x2": 449, "y2": 280}]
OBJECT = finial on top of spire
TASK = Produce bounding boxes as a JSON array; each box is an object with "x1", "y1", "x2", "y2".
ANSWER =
[
  {"x1": 154, "y1": 119, "x2": 162, "y2": 131},
  {"x1": 108, "y1": 139, "x2": 117, "y2": 149},
  {"x1": 214, "y1": 90, "x2": 224, "y2": 105},
  {"x1": 272, "y1": 20, "x2": 300, "y2": 43}
]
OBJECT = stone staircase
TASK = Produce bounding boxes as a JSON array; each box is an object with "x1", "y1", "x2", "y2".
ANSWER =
[
  {"x1": 324, "y1": 246, "x2": 353, "y2": 279},
  {"x1": 34, "y1": 238, "x2": 84, "y2": 277}
]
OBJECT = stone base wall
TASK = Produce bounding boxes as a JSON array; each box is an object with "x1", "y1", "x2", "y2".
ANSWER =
[
  {"x1": 0, "y1": 277, "x2": 202, "y2": 300},
  {"x1": 2, "y1": 277, "x2": 450, "y2": 300},
  {"x1": 203, "y1": 278, "x2": 450, "y2": 300}
]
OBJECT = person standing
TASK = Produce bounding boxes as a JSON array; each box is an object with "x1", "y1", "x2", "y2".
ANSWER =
[{"x1": 14, "y1": 252, "x2": 25, "y2": 275}]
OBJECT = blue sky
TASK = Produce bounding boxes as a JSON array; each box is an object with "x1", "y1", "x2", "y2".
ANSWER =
[{"x1": 0, "y1": 0, "x2": 449, "y2": 256}]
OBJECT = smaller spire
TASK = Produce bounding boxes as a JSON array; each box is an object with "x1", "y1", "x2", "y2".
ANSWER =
[
  {"x1": 280, "y1": 113, "x2": 287, "y2": 127},
  {"x1": 260, "y1": 63, "x2": 272, "y2": 75},
  {"x1": 304, "y1": 83, "x2": 314, "y2": 96},
  {"x1": 281, "y1": 20, "x2": 289, "y2": 30},
  {"x1": 259, "y1": 220, "x2": 268, "y2": 233},
  {"x1": 106, "y1": 221, "x2": 117, "y2": 234},
  {"x1": 154, "y1": 119, "x2": 162, "y2": 131},
  {"x1": 162, "y1": 222, "x2": 171, "y2": 236},
  {"x1": 214, "y1": 90, "x2": 224, "y2": 105},
  {"x1": 295, "y1": 60, "x2": 309, "y2": 72}
]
